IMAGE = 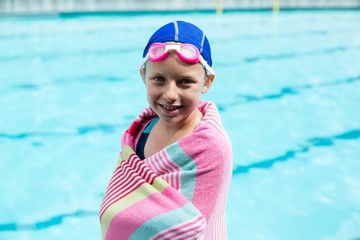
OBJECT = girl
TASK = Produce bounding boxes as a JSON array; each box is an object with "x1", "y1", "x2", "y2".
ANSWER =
[{"x1": 100, "y1": 20, "x2": 232, "y2": 240}]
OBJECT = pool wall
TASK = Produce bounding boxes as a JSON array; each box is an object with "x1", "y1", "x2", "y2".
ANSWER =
[{"x1": 0, "y1": 0, "x2": 360, "y2": 15}]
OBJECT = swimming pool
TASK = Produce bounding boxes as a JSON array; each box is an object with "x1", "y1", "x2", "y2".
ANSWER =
[{"x1": 1, "y1": 9, "x2": 360, "y2": 240}]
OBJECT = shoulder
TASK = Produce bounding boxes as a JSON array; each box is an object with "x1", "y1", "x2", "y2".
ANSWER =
[
  {"x1": 197, "y1": 100, "x2": 231, "y2": 150},
  {"x1": 178, "y1": 100, "x2": 232, "y2": 167}
]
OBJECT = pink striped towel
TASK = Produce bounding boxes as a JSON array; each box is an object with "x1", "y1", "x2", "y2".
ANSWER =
[{"x1": 100, "y1": 100, "x2": 232, "y2": 239}]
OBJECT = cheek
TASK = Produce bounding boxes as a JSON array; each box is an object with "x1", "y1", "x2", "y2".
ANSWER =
[
  {"x1": 183, "y1": 88, "x2": 203, "y2": 102},
  {"x1": 146, "y1": 84, "x2": 159, "y2": 100}
]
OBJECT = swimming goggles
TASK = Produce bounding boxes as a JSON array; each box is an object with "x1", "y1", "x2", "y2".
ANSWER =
[{"x1": 140, "y1": 42, "x2": 215, "y2": 75}]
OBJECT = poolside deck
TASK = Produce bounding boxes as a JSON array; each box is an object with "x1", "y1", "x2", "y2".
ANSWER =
[{"x1": 1, "y1": 0, "x2": 359, "y2": 15}]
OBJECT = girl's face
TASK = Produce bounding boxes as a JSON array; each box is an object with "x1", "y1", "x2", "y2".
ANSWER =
[{"x1": 141, "y1": 52, "x2": 214, "y2": 128}]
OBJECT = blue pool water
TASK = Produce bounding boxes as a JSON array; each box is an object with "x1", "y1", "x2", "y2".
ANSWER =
[{"x1": 1, "y1": 10, "x2": 360, "y2": 240}]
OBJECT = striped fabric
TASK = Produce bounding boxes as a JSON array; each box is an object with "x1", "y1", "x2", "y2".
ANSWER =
[{"x1": 100, "y1": 100, "x2": 232, "y2": 240}]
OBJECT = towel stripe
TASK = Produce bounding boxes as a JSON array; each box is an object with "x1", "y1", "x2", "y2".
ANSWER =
[
  {"x1": 129, "y1": 202, "x2": 204, "y2": 240},
  {"x1": 166, "y1": 143, "x2": 197, "y2": 200},
  {"x1": 152, "y1": 215, "x2": 206, "y2": 240},
  {"x1": 100, "y1": 152, "x2": 158, "y2": 217}
]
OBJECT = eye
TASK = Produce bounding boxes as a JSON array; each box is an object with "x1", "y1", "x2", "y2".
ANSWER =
[
  {"x1": 179, "y1": 78, "x2": 193, "y2": 85},
  {"x1": 151, "y1": 76, "x2": 165, "y2": 83}
]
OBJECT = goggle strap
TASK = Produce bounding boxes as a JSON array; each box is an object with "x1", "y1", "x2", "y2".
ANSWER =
[
  {"x1": 199, "y1": 56, "x2": 215, "y2": 75},
  {"x1": 139, "y1": 53, "x2": 149, "y2": 69}
]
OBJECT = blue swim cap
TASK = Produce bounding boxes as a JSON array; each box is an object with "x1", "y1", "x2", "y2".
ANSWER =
[{"x1": 143, "y1": 21, "x2": 212, "y2": 66}]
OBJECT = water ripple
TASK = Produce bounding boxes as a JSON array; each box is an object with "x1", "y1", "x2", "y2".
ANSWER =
[
  {"x1": 0, "y1": 47, "x2": 138, "y2": 62},
  {"x1": 217, "y1": 75, "x2": 360, "y2": 111},
  {"x1": 0, "y1": 75, "x2": 126, "y2": 93},
  {"x1": 243, "y1": 45, "x2": 360, "y2": 63},
  {"x1": 233, "y1": 129, "x2": 360, "y2": 175},
  {"x1": 0, "y1": 210, "x2": 97, "y2": 231},
  {"x1": 0, "y1": 123, "x2": 124, "y2": 141}
]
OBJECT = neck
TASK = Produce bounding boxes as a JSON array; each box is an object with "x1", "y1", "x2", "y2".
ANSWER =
[{"x1": 158, "y1": 108, "x2": 203, "y2": 139}]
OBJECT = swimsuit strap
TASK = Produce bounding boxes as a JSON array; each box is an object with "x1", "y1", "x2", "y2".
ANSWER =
[{"x1": 136, "y1": 117, "x2": 159, "y2": 159}]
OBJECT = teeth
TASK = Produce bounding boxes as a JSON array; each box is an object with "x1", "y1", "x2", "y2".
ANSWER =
[{"x1": 162, "y1": 105, "x2": 179, "y2": 111}]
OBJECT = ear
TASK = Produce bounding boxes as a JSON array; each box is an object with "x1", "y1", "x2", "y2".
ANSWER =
[
  {"x1": 140, "y1": 65, "x2": 146, "y2": 84},
  {"x1": 202, "y1": 74, "x2": 215, "y2": 94}
]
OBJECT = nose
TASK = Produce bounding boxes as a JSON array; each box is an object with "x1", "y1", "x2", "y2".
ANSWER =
[{"x1": 163, "y1": 81, "x2": 179, "y2": 102}]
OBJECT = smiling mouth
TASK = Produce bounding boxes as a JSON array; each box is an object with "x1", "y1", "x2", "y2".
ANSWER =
[{"x1": 159, "y1": 103, "x2": 183, "y2": 112}]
